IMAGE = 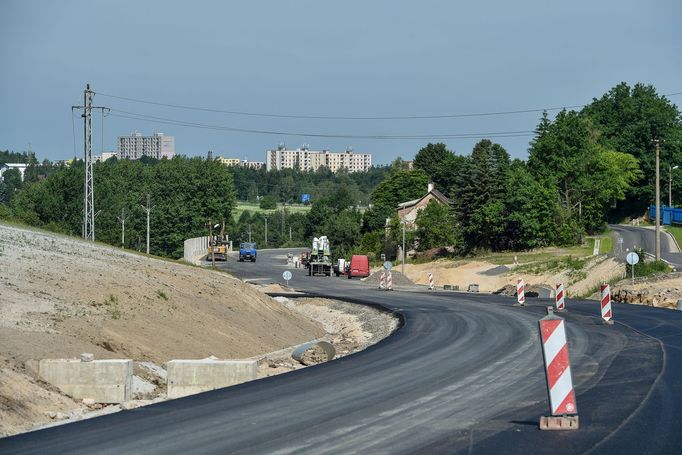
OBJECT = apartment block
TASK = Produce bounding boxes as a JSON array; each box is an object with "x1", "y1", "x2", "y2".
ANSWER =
[
  {"x1": 117, "y1": 132, "x2": 175, "y2": 160},
  {"x1": 265, "y1": 145, "x2": 372, "y2": 173}
]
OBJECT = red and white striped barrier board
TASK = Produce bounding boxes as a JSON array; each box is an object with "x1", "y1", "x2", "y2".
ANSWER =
[
  {"x1": 517, "y1": 279, "x2": 525, "y2": 306},
  {"x1": 556, "y1": 283, "x2": 565, "y2": 311},
  {"x1": 387, "y1": 271, "x2": 393, "y2": 291},
  {"x1": 379, "y1": 270, "x2": 385, "y2": 290},
  {"x1": 539, "y1": 313, "x2": 577, "y2": 416},
  {"x1": 428, "y1": 272, "x2": 434, "y2": 290},
  {"x1": 601, "y1": 284, "x2": 612, "y2": 322}
]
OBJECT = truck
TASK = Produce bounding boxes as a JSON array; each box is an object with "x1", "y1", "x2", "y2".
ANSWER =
[
  {"x1": 308, "y1": 236, "x2": 332, "y2": 276},
  {"x1": 207, "y1": 221, "x2": 229, "y2": 261},
  {"x1": 347, "y1": 255, "x2": 370, "y2": 279},
  {"x1": 239, "y1": 242, "x2": 257, "y2": 262}
]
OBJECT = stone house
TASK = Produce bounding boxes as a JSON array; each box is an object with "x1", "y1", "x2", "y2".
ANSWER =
[{"x1": 395, "y1": 183, "x2": 450, "y2": 229}]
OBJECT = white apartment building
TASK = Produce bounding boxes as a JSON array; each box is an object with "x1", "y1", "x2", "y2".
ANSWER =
[
  {"x1": 265, "y1": 145, "x2": 372, "y2": 173},
  {"x1": 117, "y1": 131, "x2": 175, "y2": 160}
]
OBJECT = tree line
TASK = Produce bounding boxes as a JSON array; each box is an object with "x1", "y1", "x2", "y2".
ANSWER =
[{"x1": 2, "y1": 82, "x2": 680, "y2": 261}]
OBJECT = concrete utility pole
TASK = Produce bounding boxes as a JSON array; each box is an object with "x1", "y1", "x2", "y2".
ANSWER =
[
  {"x1": 71, "y1": 84, "x2": 109, "y2": 241},
  {"x1": 116, "y1": 208, "x2": 130, "y2": 247},
  {"x1": 264, "y1": 216, "x2": 268, "y2": 246},
  {"x1": 670, "y1": 165, "x2": 679, "y2": 207},
  {"x1": 402, "y1": 204, "x2": 406, "y2": 275},
  {"x1": 140, "y1": 194, "x2": 153, "y2": 254},
  {"x1": 208, "y1": 219, "x2": 215, "y2": 267},
  {"x1": 655, "y1": 139, "x2": 661, "y2": 262},
  {"x1": 248, "y1": 224, "x2": 252, "y2": 243}
]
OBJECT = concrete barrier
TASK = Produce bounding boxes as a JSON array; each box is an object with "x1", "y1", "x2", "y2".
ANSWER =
[
  {"x1": 39, "y1": 359, "x2": 133, "y2": 403},
  {"x1": 183, "y1": 236, "x2": 210, "y2": 265},
  {"x1": 166, "y1": 359, "x2": 257, "y2": 399}
]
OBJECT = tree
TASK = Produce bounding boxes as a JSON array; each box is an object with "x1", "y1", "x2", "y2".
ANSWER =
[
  {"x1": 413, "y1": 143, "x2": 463, "y2": 193},
  {"x1": 414, "y1": 200, "x2": 457, "y2": 250},
  {"x1": 582, "y1": 82, "x2": 682, "y2": 216},
  {"x1": 365, "y1": 169, "x2": 429, "y2": 232},
  {"x1": 259, "y1": 195, "x2": 277, "y2": 210}
]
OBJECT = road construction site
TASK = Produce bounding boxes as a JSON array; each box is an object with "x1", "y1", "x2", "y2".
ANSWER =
[{"x1": 4, "y1": 225, "x2": 682, "y2": 453}]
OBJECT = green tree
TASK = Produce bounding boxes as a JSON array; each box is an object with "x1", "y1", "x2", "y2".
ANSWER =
[
  {"x1": 413, "y1": 143, "x2": 463, "y2": 194},
  {"x1": 259, "y1": 195, "x2": 277, "y2": 210},
  {"x1": 414, "y1": 200, "x2": 457, "y2": 250}
]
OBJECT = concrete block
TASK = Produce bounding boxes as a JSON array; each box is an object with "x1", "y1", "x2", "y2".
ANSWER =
[
  {"x1": 467, "y1": 284, "x2": 479, "y2": 292},
  {"x1": 539, "y1": 415, "x2": 579, "y2": 430},
  {"x1": 39, "y1": 359, "x2": 133, "y2": 403},
  {"x1": 166, "y1": 359, "x2": 257, "y2": 399}
]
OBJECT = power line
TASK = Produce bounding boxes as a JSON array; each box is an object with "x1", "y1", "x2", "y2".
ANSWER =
[
  {"x1": 106, "y1": 108, "x2": 535, "y2": 140},
  {"x1": 96, "y1": 90, "x2": 682, "y2": 121}
]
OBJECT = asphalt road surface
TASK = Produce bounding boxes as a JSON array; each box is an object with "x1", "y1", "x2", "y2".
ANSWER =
[
  {"x1": 610, "y1": 224, "x2": 682, "y2": 268},
  {"x1": 3, "y1": 249, "x2": 682, "y2": 454}
]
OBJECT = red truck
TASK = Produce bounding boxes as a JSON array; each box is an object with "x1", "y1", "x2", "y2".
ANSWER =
[{"x1": 347, "y1": 255, "x2": 370, "y2": 279}]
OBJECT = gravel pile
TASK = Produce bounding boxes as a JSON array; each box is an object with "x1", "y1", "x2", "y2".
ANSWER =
[{"x1": 362, "y1": 269, "x2": 414, "y2": 286}]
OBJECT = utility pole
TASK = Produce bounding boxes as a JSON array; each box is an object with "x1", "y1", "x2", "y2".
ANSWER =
[
  {"x1": 140, "y1": 194, "x2": 153, "y2": 254},
  {"x1": 402, "y1": 204, "x2": 406, "y2": 275},
  {"x1": 207, "y1": 219, "x2": 215, "y2": 267},
  {"x1": 655, "y1": 139, "x2": 661, "y2": 262},
  {"x1": 248, "y1": 224, "x2": 252, "y2": 243},
  {"x1": 116, "y1": 208, "x2": 130, "y2": 247},
  {"x1": 71, "y1": 84, "x2": 108, "y2": 241},
  {"x1": 264, "y1": 216, "x2": 268, "y2": 246},
  {"x1": 289, "y1": 225, "x2": 292, "y2": 242},
  {"x1": 670, "y1": 165, "x2": 679, "y2": 207}
]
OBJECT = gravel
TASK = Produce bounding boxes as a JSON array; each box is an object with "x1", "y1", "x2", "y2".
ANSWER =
[{"x1": 363, "y1": 270, "x2": 414, "y2": 286}]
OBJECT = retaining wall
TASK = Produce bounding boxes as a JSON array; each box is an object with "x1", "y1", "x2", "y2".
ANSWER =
[
  {"x1": 39, "y1": 359, "x2": 133, "y2": 403},
  {"x1": 166, "y1": 359, "x2": 257, "y2": 399},
  {"x1": 183, "y1": 236, "x2": 209, "y2": 265}
]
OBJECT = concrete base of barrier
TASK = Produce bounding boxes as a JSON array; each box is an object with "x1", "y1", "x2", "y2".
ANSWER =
[
  {"x1": 602, "y1": 319, "x2": 614, "y2": 325},
  {"x1": 166, "y1": 359, "x2": 257, "y2": 399},
  {"x1": 39, "y1": 359, "x2": 133, "y2": 403},
  {"x1": 539, "y1": 415, "x2": 579, "y2": 430}
]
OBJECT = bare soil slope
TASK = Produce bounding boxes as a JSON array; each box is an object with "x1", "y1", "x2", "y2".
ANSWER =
[{"x1": 0, "y1": 223, "x2": 324, "y2": 366}]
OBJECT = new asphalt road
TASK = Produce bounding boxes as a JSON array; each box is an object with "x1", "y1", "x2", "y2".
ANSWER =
[
  {"x1": 610, "y1": 224, "x2": 682, "y2": 268},
  {"x1": 3, "y1": 249, "x2": 682, "y2": 454}
]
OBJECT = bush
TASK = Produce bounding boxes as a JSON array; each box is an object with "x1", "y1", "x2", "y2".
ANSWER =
[{"x1": 259, "y1": 195, "x2": 277, "y2": 210}]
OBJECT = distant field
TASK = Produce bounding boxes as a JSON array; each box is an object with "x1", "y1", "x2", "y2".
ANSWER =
[{"x1": 232, "y1": 202, "x2": 311, "y2": 220}]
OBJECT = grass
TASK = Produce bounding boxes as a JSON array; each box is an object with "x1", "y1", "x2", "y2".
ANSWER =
[
  {"x1": 598, "y1": 235, "x2": 613, "y2": 255},
  {"x1": 232, "y1": 201, "x2": 311, "y2": 220},
  {"x1": 667, "y1": 226, "x2": 682, "y2": 250},
  {"x1": 156, "y1": 290, "x2": 169, "y2": 301}
]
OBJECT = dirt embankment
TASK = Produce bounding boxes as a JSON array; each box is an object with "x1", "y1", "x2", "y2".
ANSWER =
[{"x1": 395, "y1": 255, "x2": 623, "y2": 297}]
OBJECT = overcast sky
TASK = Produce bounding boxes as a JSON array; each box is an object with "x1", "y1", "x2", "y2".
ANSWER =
[{"x1": 1, "y1": 0, "x2": 681, "y2": 163}]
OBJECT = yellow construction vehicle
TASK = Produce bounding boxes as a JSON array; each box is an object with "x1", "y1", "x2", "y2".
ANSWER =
[{"x1": 207, "y1": 220, "x2": 229, "y2": 261}]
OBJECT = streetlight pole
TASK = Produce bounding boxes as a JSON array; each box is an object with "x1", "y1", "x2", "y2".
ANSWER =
[{"x1": 655, "y1": 140, "x2": 661, "y2": 262}]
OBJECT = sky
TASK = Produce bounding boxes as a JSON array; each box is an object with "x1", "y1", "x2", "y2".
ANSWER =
[{"x1": 1, "y1": 0, "x2": 681, "y2": 164}]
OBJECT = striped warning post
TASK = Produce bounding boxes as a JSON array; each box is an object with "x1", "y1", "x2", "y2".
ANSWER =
[
  {"x1": 516, "y1": 279, "x2": 525, "y2": 306},
  {"x1": 387, "y1": 271, "x2": 393, "y2": 291},
  {"x1": 428, "y1": 272, "x2": 434, "y2": 290},
  {"x1": 379, "y1": 270, "x2": 385, "y2": 289},
  {"x1": 555, "y1": 283, "x2": 565, "y2": 311},
  {"x1": 539, "y1": 311, "x2": 578, "y2": 417},
  {"x1": 601, "y1": 284, "x2": 613, "y2": 323}
]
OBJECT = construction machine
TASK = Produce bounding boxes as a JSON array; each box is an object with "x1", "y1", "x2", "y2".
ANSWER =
[
  {"x1": 308, "y1": 236, "x2": 332, "y2": 276},
  {"x1": 207, "y1": 220, "x2": 229, "y2": 261}
]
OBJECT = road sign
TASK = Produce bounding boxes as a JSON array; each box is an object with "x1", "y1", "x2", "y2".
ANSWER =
[
  {"x1": 283, "y1": 270, "x2": 292, "y2": 287},
  {"x1": 383, "y1": 261, "x2": 392, "y2": 271},
  {"x1": 626, "y1": 252, "x2": 640, "y2": 265}
]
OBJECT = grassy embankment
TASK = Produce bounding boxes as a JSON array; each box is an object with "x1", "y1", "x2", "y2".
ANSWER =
[
  {"x1": 667, "y1": 226, "x2": 682, "y2": 250},
  {"x1": 232, "y1": 202, "x2": 311, "y2": 220}
]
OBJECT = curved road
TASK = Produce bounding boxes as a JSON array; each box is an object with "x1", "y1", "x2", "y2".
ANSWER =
[
  {"x1": 3, "y1": 249, "x2": 682, "y2": 454},
  {"x1": 610, "y1": 224, "x2": 682, "y2": 268}
]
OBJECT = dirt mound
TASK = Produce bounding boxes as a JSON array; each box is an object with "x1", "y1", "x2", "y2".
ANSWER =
[
  {"x1": 363, "y1": 269, "x2": 414, "y2": 286},
  {"x1": 0, "y1": 223, "x2": 324, "y2": 366}
]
